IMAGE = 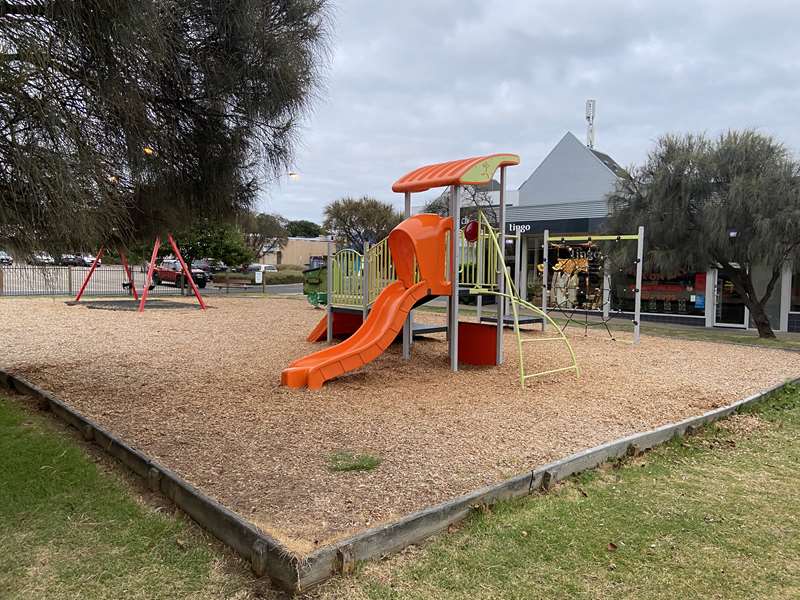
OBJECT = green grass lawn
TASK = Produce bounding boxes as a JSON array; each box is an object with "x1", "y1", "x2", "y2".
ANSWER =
[
  {"x1": 314, "y1": 386, "x2": 800, "y2": 600},
  {"x1": 0, "y1": 393, "x2": 254, "y2": 600}
]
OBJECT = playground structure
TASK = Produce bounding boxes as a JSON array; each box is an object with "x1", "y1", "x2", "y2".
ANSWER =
[
  {"x1": 73, "y1": 234, "x2": 206, "y2": 312},
  {"x1": 540, "y1": 229, "x2": 645, "y2": 343},
  {"x1": 282, "y1": 153, "x2": 581, "y2": 389}
]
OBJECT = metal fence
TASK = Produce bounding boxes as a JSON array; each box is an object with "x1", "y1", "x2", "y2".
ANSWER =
[{"x1": 0, "y1": 265, "x2": 185, "y2": 298}]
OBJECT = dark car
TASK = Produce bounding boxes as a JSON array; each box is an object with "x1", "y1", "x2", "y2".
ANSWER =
[
  {"x1": 153, "y1": 259, "x2": 207, "y2": 288},
  {"x1": 191, "y1": 258, "x2": 228, "y2": 281},
  {"x1": 59, "y1": 254, "x2": 83, "y2": 266}
]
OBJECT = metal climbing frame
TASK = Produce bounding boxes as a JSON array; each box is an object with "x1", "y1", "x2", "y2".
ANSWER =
[{"x1": 541, "y1": 227, "x2": 645, "y2": 345}]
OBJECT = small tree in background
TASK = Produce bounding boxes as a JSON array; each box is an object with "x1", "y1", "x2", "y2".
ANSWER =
[
  {"x1": 287, "y1": 219, "x2": 322, "y2": 237},
  {"x1": 170, "y1": 221, "x2": 254, "y2": 268},
  {"x1": 606, "y1": 130, "x2": 800, "y2": 338},
  {"x1": 241, "y1": 212, "x2": 289, "y2": 260},
  {"x1": 422, "y1": 184, "x2": 498, "y2": 225},
  {"x1": 323, "y1": 196, "x2": 402, "y2": 248}
]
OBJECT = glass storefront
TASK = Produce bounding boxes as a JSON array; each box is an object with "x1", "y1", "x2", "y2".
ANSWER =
[
  {"x1": 518, "y1": 233, "x2": 708, "y2": 318},
  {"x1": 611, "y1": 271, "x2": 706, "y2": 317}
]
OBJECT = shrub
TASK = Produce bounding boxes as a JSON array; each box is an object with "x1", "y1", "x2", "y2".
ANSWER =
[
  {"x1": 277, "y1": 263, "x2": 304, "y2": 271},
  {"x1": 211, "y1": 270, "x2": 303, "y2": 285},
  {"x1": 264, "y1": 270, "x2": 303, "y2": 284}
]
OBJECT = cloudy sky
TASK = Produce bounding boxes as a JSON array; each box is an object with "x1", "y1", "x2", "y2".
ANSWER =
[{"x1": 257, "y1": 0, "x2": 800, "y2": 223}]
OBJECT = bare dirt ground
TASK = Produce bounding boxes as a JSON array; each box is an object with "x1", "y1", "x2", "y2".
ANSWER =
[{"x1": 1, "y1": 296, "x2": 798, "y2": 554}]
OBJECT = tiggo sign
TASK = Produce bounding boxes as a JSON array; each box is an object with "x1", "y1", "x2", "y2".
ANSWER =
[{"x1": 507, "y1": 223, "x2": 531, "y2": 234}]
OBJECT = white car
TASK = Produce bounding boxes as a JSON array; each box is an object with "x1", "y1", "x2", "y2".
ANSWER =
[{"x1": 246, "y1": 263, "x2": 278, "y2": 273}]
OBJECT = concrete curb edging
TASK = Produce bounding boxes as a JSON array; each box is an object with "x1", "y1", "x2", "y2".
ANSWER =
[{"x1": 1, "y1": 367, "x2": 796, "y2": 592}]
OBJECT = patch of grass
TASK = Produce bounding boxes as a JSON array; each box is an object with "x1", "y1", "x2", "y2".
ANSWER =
[
  {"x1": 314, "y1": 386, "x2": 800, "y2": 600},
  {"x1": 328, "y1": 451, "x2": 382, "y2": 472},
  {"x1": 0, "y1": 394, "x2": 252, "y2": 600}
]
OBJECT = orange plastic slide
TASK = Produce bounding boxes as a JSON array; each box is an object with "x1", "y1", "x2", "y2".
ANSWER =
[{"x1": 281, "y1": 214, "x2": 452, "y2": 389}]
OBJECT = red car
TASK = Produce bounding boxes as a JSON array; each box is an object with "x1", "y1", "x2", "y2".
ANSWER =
[{"x1": 152, "y1": 259, "x2": 208, "y2": 288}]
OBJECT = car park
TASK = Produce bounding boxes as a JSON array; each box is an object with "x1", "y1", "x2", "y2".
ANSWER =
[
  {"x1": 59, "y1": 254, "x2": 83, "y2": 266},
  {"x1": 31, "y1": 252, "x2": 55, "y2": 265},
  {"x1": 246, "y1": 263, "x2": 278, "y2": 273},
  {"x1": 192, "y1": 258, "x2": 228, "y2": 280}
]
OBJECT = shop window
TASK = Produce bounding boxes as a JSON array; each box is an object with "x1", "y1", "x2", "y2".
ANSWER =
[{"x1": 611, "y1": 271, "x2": 706, "y2": 317}]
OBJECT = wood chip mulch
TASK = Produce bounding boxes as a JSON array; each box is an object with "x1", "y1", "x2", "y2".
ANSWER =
[{"x1": 2, "y1": 296, "x2": 798, "y2": 554}]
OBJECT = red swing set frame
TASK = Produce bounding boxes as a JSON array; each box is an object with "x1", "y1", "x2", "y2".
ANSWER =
[{"x1": 74, "y1": 233, "x2": 206, "y2": 312}]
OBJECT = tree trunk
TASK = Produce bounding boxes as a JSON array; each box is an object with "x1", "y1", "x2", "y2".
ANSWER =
[
  {"x1": 748, "y1": 301, "x2": 776, "y2": 339},
  {"x1": 721, "y1": 265, "x2": 776, "y2": 339}
]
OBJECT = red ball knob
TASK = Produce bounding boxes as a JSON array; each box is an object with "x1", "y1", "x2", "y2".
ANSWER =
[{"x1": 464, "y1": 220, "x2": 479, "y2": 243}]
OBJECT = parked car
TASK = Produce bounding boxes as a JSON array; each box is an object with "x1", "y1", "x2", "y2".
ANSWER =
[
  {"x1": 59, "y1": 254, "x2": 83, "y2": 266},
  {"x1": 192, "y1": 258, "x2": 228, "y2": 280},
  {"x1": 31, "y1": 252, "x2": 55, "y2": 266},
  {"x1": 80, "y1": 254, "x2": 101, "y2": 267},
  {"x1": 152, "y1": 259, "x2": 207, "y2": 288},
  {"x1": 246, "y1": 263, "x2": 278, "y2": 273},
  {"x1": 0, "y1": 250, "x2": 12, "y2": 266}
]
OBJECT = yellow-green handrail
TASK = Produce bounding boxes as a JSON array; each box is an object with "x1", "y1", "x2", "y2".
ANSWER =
[
  {"x1": 366, "y1": 238, "x2": 395, "y2": 304},
  {"x1": 333, "y1": 216, "x2": 506, "y2": 309},
  {"x1": 458, "y1": 227, "x2": 498, "y2": 291},
  {"x1": 331, "y1": 248, "x2": 363, "y2": 307}
]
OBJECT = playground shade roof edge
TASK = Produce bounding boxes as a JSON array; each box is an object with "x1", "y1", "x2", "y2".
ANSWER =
[{"x1": 392, "y1": 153, "x2": 520, "y2": 193}]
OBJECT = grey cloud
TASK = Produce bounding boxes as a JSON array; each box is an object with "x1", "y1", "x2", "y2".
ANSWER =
[{"x1": 260, "y1": 0, "x2": 800, "y2": 221}]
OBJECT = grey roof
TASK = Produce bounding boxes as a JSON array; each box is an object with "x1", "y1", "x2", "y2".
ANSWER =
[
  {"x1": 589, "y1": 148, "x2": 627, "y2": 178},
  {"x1": 517, "y1": 132, "x2": 621, "y2": 208}
]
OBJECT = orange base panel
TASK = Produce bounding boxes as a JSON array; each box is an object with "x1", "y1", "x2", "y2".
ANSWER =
[{"x1": 457, "y1": 322, "x2": 499, "y2": 366}]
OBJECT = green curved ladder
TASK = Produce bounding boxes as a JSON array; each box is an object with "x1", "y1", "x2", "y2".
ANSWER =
[{"x1": 469, "y1": 212, "x2": 580, "y2": 388}]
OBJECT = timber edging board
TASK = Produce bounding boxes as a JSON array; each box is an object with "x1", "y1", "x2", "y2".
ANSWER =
[{"x1": 0, "y1": 367, "x2": 796, "y2": 592}]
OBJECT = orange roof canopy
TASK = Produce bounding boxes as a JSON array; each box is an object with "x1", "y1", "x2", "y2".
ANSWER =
[{"x1": 392, "y1": 153, "x2": 520, "y2": 194}]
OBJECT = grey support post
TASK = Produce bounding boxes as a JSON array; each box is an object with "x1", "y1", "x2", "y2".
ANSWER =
[
  {"x1": 514, "y1": 231, "x2": 522, "y2": 298},
  {"x1": 476, "y1": 221, "x2": 484, "y2": 322},
  {"x1": 326, "y1": 237, "x2": 334, "y2": 343},
  {"x1": 541, "y1": 229, "x2": 549, "y2": 331},
  {"x1": 496, "y1": 167, "x2": 506, "y2": 365},
  {"x1": 520, "y1": 235, "x2": 528, "y2": 302},
  {"x1": 602, "y1": 257, "x2": 610, "y2": 321},
  {"x1": 362, "y1": 240, "x2": 369, "y2": 321},
  {"x1": 449, "y1": 185, "x2": 460, "y2": 371},
  {"x1": 402, "y1": 191, "x2": 412, "y2": 360},
  {"x1": 633, "y1": 225, "x2": 645, "y2": 345}
]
